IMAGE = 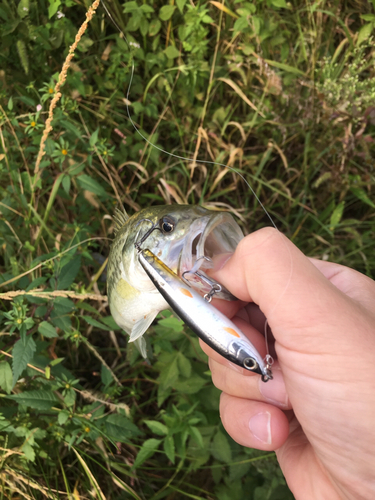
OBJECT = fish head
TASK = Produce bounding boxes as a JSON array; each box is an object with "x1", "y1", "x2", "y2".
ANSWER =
[{"x1": 118, "y1": 205, "x2": 244, "y2": 294}]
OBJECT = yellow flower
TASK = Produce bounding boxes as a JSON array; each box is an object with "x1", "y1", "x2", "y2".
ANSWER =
[
  {"x1": 49, "y1": 88, "x2": 54, "y2": 94},
  {"x1": 84, "y1": 427, "x2": 90, "y2": 433},
  {"x1": 62, "y1": 149, "x2": 68, "y2": 156},
  {"x1": 31, "y1": 121, "x2": 36, "y2": 127}
]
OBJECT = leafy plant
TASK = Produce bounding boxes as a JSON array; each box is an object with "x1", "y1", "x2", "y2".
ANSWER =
[{"x1": 0, "y1": 0, "x2": 374, "y2": 498}]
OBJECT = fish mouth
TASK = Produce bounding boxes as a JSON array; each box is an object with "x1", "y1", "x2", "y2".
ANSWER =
[{"x1": 178, "y1": 212, "x2": 243, "y2": 299}]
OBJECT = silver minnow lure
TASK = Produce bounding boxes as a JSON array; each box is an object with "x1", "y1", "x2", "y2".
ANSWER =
[{"x1": 138, "y1": 248, "x2": 273, "y2": 382}]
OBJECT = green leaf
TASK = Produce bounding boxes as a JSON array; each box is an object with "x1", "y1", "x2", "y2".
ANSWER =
[
  {"x1": 149, "y1": 18, "x2": 161, "y2": 36},
  {"x1": 8, "y1": 390, "x2": 59, "y2": 410},
  {"x1": 202, "y1": 15, "x2": 214, "y2": 23},
  {"x1": 48, "y1": 0, "x2": 61, "y2": 19},
  {"x1": 176, "y1": 352, "x2": 191, "y2": 378},
  {"x1": 159, "y1": 5, "x2": 176, "y2": 21},
  {"x1": 50, "y1": 357, "x2": 64, "y2": 366},
  {"x1": 57, "y1": 255, "x2": 81, "y2": 290},
  {"x1": 105, "y1": 414, "x2": 142, "y2": 442},
  {"x1": 140, "y1": 4, "x2": 154, "y2": 13},
  {"x1": 132, "y1": 438, "x2": 162, "y2": 469},
  {"x1": 82, "y1": 316, "x2": 113, "y2": 331},
  {"x1": 17, "y1": 0, "x2": 30, "y2": 19},
  {"x1": 54, "y1": 297, "x2": 75, "y2": 313},
  {"x1": 329, "y1": 201, "x2": 345, "y2": 231},
  {"x1": 270, "y1": 0, "x2": 288, "y2": 8},
  {"x1": 189, "y1": 426, "x2": 204, "y2": 448},
  {"x1": 0, "y1": 361, "x2": 13, "y2": 394},
  {"x1": 62, "y1": 120, "x2": 82, "y2": 139},
  {"x1": 163, "y1": 435, "x2": 175, "y2": 463},
  {"x1": 233, "y1": 16, "x2": 250, "y2": 33},
  {"x1": 58, "y1": 410, "x2": 70, "y2": 425},
  {"x1": 264, "y1": 59, "x2": 304, "y2": 76},
  {"x1": 144, "y1": 420, "x2": 168, "y2": 436},
  {"x1": 0, "y1": 419, "x2": 14, "y2": 433},
  {"x1": 26, "y1": 277, "x2": 47, "y2": 291},
  {"x1": 158, "y1": 317, "x2": 184, "y2": 333},
  {"x1": 159, "y1": 356, "x2": 179, "y2": 389},
  {"x1": 89, "y1": 128, "x2": 99, "y2": 147},
  {"x1": 173, "y1": 374, "x2": 206, "y2": 394},
  {"x1": 350, "y1": 187, "x2": 375, "y2": 209},
  {"x1": 360, "y1": 14, "x2": 375, "y2": 21},
  {"x1": 22, "y1": 441, "x2": 35, "y2": 461},
  {"x1": 157, "y1": 385, "x2": 172, "y2": 407},
  {"x1": 50, "y1": 297, "x2": 74, "y2": 331},
  {"x1": 100, "y1": 316, "x2": 121, "y2": 330},
  {"x1": 123, "y1": 1, "x2": 138, "y2": 13},
  {"x1": 101, "y1": 364, "x2": 113, "y2": 386},
  {"x1": 76, "y1": 36, "x2": 94, "y2": 53},
  {"x1": 140, "y1": 18, "x2": 149, "y2": 37},
  {"x1": 8, "y1": 96, "x2": 13, "y2": 111},
  {"x1": 77, "y1": 175, "x2": 107, "y2": 197},
  {"x1": 62, "y1": 174, "x2": 71, "y2": 195},
  {"x1": 38, "y1": 321, "x2": 58, "y2": 338},
  {"x1": 211, "y1": 431, "x2": 232, "y2": 463},
  {"x1": 12, "y1": 336, "x2": 36, "y2": 387},
  {"x1": 357, "y1": 23, "x2": 373, "y2": 45},
  {"x1": 165, "y1": 45, "x2": 180, "y2": 60},
  {"x1": 63, "y1": 389, "x2": 76, "y2": 407},
  {"x1": 176, "y1": 0, "x2": 187, "y2": 14}
]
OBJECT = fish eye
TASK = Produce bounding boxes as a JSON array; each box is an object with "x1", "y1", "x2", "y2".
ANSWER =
[{"x1": 160, "y1": 216, "x2": 175, "y2": 234}]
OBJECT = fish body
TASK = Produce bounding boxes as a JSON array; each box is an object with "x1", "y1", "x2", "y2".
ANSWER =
[
  {"x1": 138, "y1": 248, "x2": 272, "y2": 381},
  {"x1": 107, "y1": 205, "x2": 244, "y2": 356}
]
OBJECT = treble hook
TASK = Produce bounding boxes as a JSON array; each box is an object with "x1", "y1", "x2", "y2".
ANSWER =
[
  {"x1": 183, "y1": 263, "x2": 237, "y2": 302},
  {"x1": 203, "y1": 283, "x2": 222, "y2": 303},
  {"x1": 182, "y1": 258, "x2": 223, "y2": 302},
  {"x1": 134, "y1": 218, "x2": 161, "y2": 252}
]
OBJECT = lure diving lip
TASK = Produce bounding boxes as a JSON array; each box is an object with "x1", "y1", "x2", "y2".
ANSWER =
[{"x1": 138, "y1": 248, "x2": 273, "y2": 382}]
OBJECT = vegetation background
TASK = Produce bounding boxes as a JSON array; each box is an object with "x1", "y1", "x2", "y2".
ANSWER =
[{"x1": 0, "y1": 0, "x2": 374, "y2": 498}]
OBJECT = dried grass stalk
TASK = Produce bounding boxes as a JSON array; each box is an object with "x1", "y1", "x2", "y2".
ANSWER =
[{"x1": 34, "y1": 0, "x2": 101, "y2": 180}]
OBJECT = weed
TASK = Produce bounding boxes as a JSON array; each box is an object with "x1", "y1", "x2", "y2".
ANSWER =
[{"x1": 0, "y1": 0, "x2": 374, "y2": 498}]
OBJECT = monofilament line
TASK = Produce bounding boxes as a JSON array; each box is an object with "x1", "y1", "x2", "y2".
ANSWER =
[{"x1": 101, "y1": 0, "x2": 278, "y2": 231}]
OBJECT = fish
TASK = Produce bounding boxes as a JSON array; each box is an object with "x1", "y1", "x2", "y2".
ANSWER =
[
  {"x1": 138, "y1": 248, "x2": 273, "y2": 381},
  {"x1": 107, "y1": 205, "x2": 244, "y2": 357}
]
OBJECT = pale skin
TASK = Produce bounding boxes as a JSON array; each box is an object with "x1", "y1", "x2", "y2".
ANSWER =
[{"x1": 201, "y1": 227, "x2": 375, "y2": 500}]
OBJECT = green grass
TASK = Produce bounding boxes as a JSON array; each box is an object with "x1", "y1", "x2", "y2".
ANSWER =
[{"x1": 0, "y1": 0, "x2": 374, "y2": 498}]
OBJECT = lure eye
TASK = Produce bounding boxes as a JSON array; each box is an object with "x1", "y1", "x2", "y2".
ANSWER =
[
  {"x1": 160, "y1": 217, "x2": 175, "y2": 234},
  {"x1": 243, "y1": 358, "x2": 258, "y2": 371}
]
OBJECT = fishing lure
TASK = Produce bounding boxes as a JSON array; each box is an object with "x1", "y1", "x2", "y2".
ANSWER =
[{"x1": 136, "y1": 240, "x2": 273, "y2": 382}]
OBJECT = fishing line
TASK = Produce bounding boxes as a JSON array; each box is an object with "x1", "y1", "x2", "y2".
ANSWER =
[
  {"x1": 101, "y1": 0, "x2": 277, "y2": 230},
  {"x1": 101, "y1": 1, "x2": 295, "y2": 358}
]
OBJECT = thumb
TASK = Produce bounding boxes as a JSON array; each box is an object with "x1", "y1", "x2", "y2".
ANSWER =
[{"x1": 212, "y1": 227, "x2": 374, "y2": 362}]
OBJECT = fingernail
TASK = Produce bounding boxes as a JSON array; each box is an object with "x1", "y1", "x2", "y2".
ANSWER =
[
  {"x1": 249, "y1": 412, "x2": 272, "y2": 445},
  {"x1": 259, "y1": 369, "x2": 289, "y2": 408},
  {"x1": 212, "y1": 253, "x2": 233, "y2": 271}
]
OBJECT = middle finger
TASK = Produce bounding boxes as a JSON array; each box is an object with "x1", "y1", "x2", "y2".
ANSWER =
[{"x1": 209, "y1": 358, "x2": 291, "y2": 410}]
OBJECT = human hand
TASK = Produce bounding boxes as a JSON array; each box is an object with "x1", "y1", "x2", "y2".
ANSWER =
[{"x1": 201, "y1": 228, "x2": 375, "y2": 500}]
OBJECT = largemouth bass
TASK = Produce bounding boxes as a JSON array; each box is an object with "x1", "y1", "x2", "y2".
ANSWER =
[{"x1": 107, "y1": 205, "x2": 244, "y2": 357}]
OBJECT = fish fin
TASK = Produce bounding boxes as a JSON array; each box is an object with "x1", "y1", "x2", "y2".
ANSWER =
[
  {"x1": 134, "y1": 336, "x2": 148, "y2": 358},
  {"x1": 113, "y1": 206, "x2": 129, "y2": 235},
  {"x1": 129, "y1": 312, "x2": 157, "y2": 342}
]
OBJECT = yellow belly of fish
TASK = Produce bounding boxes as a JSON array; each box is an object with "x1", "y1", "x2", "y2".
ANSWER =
[
  {"x1": 109, "y1": 278, "x2": 169, "y2": 340},
  {"x1": 116, "y1": 278, "x2": 141, "y2": 300}
]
